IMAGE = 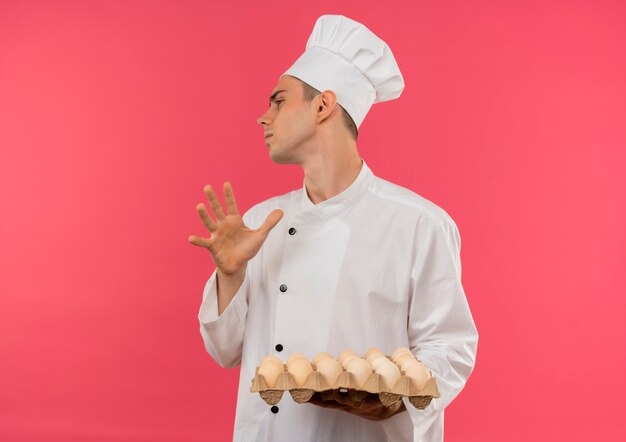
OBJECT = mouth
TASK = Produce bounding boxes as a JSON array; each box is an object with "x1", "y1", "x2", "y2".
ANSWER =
[{"x1": 264, "y1": 134, "x2": 273, "y2": 140}]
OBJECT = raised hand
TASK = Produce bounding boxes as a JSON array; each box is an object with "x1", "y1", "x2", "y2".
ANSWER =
[{"x1": 188, "y1": 182, "x2": 284, "y2": 275}]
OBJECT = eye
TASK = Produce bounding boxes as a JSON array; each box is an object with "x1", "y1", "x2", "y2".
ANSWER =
[{"x1": 269, "y1": 100, "x2": 283, "y2": 109}]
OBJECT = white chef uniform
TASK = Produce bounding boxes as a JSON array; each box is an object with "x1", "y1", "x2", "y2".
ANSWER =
[{"x1": 198, "y1": 158, "x2": 479, "y2": 441}]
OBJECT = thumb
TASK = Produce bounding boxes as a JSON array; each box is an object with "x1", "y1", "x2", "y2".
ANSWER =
[{"x1": 258, "y1": 209, "x2": 284, "y2": 234}]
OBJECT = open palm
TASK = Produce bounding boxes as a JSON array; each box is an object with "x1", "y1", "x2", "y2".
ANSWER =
[{"x1": 188, "y1": 182, "x2": 283, "y2": 274}]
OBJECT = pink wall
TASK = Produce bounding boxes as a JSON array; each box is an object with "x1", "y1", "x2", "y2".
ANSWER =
[{"x1": 1, "y1": 0, "x2": 625, "y2": 440}]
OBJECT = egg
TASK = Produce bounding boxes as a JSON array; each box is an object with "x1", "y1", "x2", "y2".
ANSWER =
[
  {"x1": 370, "y1": 355, "x2": 391, "y2": 371},
  {"x1": 400, "y1": 357, "x2": 419, "y2": 373},
  {"x1": 287, "y1": 352, "x2": 308, "y2": 364},
  {"x1": 316, "y1": 357, "x2": 343, "y2": 386},
  {"x1": 394, "y1": 352, "x2": 415, "y2": 366},
  {"x1": 338, "y1": 349, "x2": 359, "y2": 366},
  {"x1": 374, "y1": 360, "x2": 402, "y2": 389},
  {"x1": 287, "y1": 358, "x2": 313, "y2": 386},
  {"x1": 258, "y1": 359, "x2": 284, "y2": 388},
  {"x1": 345, "y1": 357, "x2": 373, "y2": 387},
  {"x1": 391, "y1": 347, "x2": 413, "y2": 363},
  {"x1": 364, "y1": 347, "x2": 384, "y2": 361},
  {"x1": 312, "y1": 352, "x2": 333, "y2": 366},
  {"x1": 405, "y1": 361, "x2": 431, "y2": 390},
  {"x1": 365, "y1": 352, "x2": 386, "y2": 366},
  {"x1": 340, "y1": 355, "x2": 359, "y2": 369}
]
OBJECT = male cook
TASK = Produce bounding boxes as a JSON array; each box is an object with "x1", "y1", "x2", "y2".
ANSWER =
[{"x1": 188, "y1": 14, "x2": 478, "y2": 442}]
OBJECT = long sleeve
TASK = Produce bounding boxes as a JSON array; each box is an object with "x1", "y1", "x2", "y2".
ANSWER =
[
  {"x1": 197, "y1": 210, "x2": 253, "y2": 369},
  {"x1": 198, "y1": 266, "x2": 250, "y2": 368},
  {"x1": 405, "y1": 216, "x2": 479, "y2": 440}
]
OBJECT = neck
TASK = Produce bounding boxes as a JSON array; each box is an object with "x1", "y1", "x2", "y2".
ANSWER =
[{"x1": 303, "y1": 148, "x2": 363, "y2": 205}]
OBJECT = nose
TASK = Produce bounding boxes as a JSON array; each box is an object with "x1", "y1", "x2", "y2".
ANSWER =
[{"x1": 257, "y1": 108, "x2": 271, "y2": 126}]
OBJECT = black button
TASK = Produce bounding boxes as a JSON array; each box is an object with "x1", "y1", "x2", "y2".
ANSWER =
[
  {"x1": 275, "y1": 344, "x2": 283, "y2": 352},
  {"x1": 288, "y1": 227, "x2": 296, "y2": 235},
  {"x1": 279, "y1": 284, "x2": 287, "y2": 292},
  {"x1": 271, "y1": 405, "x2": 279, "y2": 414}
]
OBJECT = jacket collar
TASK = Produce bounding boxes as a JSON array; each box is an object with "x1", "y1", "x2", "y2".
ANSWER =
[{"x1": 297, "y1": 158, "x2": 374, "y2": 221}]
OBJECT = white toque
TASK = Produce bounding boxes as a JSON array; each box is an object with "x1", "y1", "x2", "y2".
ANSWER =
[{"x1": 282, "y1": 14, "x2": 405, "y2": 128}]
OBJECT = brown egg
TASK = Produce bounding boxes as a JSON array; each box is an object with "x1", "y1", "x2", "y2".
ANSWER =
[
  {"x1": 400, "y1": 357, "x2": 419, "y2": 373},
  {"x1": 287, "y1": 358, "x2": 313, "y2": 386},
  {"x1": 338, "y1": 349, "x2": 359, "y2": 366},
  {"x1": 391, "y1": 347, "x2": 413, "y2": 363},
  {"x1": 395, "y1": 352, "x2": 416, "y2": 367},
  {"x1": 287, "y1": 352, "x2": 308, "y2": 364},
  {"x1": 261, "y1": 355, "x2": 283, "y2": 365},
  {"x1": 405, "y1": 361, "x2": 431, "y2": 390},
  {"x1": 364, "y1": 347, "x2": 384, "y2": 361},
  {"x1": 345, "y1": 358, "x2": 373, "y2": 388},
  {"x1": 370, "y1": 354, "x2": 391, "y2": 371},
  {"x1": 340, "y1": 354, "x2": 359, "y2": 369},
  {"x1": 312, "y1": 352, "x2": 333, "y2": 366},
  {"x1": 365, "y1": 353, "x2": 387, "y2": 366},
  {"x1": 258, "y1": 359, "x2": 284, "y2": 388},
  {"x1": 374, "y1": 359, "x2": 402, "y2": 389},
  {"x1": 316, "y1": 357, "x2": 343, "y2": 386}
]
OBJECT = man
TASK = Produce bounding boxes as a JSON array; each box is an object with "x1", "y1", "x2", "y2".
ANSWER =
[{"x1": 188, "y1": 15, "x2": 478, "y2": 442}]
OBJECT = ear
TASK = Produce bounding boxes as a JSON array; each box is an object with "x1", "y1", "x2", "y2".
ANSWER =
[{"x1": 315, "y1": 90, "x2": 338, "y2": 123}]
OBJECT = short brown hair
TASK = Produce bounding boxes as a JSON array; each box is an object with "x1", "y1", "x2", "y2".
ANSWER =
[{"x1": 301, "y1": 81, "x2": 358, "y2": 140}]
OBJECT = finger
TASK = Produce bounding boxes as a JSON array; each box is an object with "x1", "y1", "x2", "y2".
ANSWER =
[
  {"x1": 196, "y1": 203, "x2": 218, "y2": 231},
  {"x1": 203, "y1": 184, "x2": 226, "y2": 221},
  {"x1": 257, "y1": 209, "x2": 284, "y2": 233},
  {"x1": 188, "y1": 234, "x2": 212, "y2": 249},
  {"x1": 223, "y1": 181, "x2": 240, "y2": 217}
]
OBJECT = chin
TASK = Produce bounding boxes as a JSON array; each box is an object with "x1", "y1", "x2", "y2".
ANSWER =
[
  {"x1": 269, "y1": 149, "x2": 296, "y2": 165},
  {"x1": 269, "y1": 152, "x2": 287, "y2": 164}
]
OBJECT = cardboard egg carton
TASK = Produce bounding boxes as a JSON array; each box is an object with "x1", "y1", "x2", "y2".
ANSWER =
[{"x1": 250, "y1": 356, "x2": 440, "y2": 410}]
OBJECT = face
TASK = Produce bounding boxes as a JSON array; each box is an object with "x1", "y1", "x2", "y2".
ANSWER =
[{"x1": 256, "y1": 75, "x2": 317, "y2": 164}]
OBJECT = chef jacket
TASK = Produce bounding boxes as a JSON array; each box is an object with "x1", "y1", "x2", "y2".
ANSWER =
[{"x1": 198, "y1": 158, "x2": 478, "y2": 442}]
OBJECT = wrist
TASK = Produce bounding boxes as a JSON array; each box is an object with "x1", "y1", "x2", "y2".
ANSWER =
[{"x1": 217, "y1": 265, "x2": 246, "y2": 280}]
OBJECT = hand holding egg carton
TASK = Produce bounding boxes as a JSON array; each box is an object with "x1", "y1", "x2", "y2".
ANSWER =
[{"x1": 250, "y1": 347, "x2": 440, "y2": 409}]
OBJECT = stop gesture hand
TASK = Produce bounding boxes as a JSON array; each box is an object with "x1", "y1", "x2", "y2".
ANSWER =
[{"x1": 188, "y1": 182, "x2": 284, "y2": 275}]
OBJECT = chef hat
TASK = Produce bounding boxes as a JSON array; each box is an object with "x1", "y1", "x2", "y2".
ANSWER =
[{"x1": 282, "y1": 14, "x2": 404, "y2": 128}]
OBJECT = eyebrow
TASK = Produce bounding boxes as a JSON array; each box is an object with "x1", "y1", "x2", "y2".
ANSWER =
[{"x1": 269, "y1": 89, "x2": 287, "y2": 105}]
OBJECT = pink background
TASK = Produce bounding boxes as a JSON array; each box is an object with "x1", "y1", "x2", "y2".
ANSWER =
[{"x1": 1, "y1": 0, "x2": 625, "y2": 440}]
